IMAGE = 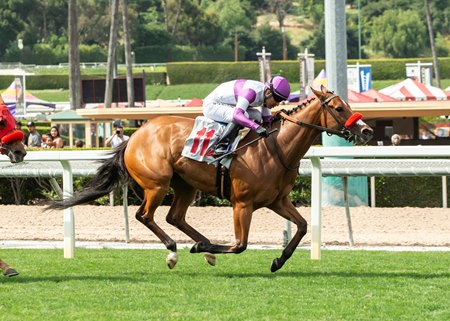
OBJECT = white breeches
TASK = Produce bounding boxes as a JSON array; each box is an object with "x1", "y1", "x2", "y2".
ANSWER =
[{"x1": 203, "y1": 99, "x2": 262, "y2": 124}]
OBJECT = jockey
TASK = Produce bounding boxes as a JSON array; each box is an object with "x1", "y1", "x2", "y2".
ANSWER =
[{"x1": 202, "y1": 76, "x2": 291, "y2": 157}]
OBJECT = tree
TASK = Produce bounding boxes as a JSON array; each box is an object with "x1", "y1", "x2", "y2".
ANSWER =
[
  {"x1": 424, "y1": 0, "x2": 441, "y2": 88},
  {"x1": 211, "y1": 0, "x2": 253, "y2": 61},
  {"x1": 68, "y1": 0, "x2": 81, "y2": 110},
  {"x1": 271, "y1": 0, "x2": 293, "y2": 60},
  {"x1": 105, "y1": 0, "x2": 120, "y2": 108},
  {"x1": 121, "y1": 0, "x2": 134, "y2": 107},
  {"x1": 369, "y1": 9, "x2": 426, "y2": 58}
]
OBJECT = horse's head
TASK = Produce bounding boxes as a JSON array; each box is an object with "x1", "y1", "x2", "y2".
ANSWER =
[
  {"x1": 311, "y1": 85, "x2": 373, "y2": 145},
  {"x1": 1, "y1": 133, "x2": 27, "y2": 163},
  {"x1": 0, "y1": 100, "x2": 27, "y2": 163}
]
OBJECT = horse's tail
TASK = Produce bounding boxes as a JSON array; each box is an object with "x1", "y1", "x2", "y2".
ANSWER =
[{"x1": 47, "y1": 141, "x2": 131, "y2": 210}]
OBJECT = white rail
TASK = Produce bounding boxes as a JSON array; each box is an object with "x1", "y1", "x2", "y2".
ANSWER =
[
  {"x1": 302, "y1": 146, "x2": 450, "y2": 259},
  {"x1": 1, "y1": 146, "x2": 449, "y2": 260}
]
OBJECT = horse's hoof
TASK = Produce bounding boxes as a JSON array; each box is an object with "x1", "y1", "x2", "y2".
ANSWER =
[
  {"x1": 190, "y1": 241, "x2": 203, "y2": 253},
  {"x1": 166, "y1": 252, "x2": 178, "y2": 269},
  {"x1": 4, "y1": 268, "x2": 19, "y2": 277},
  {"x1": 204, "y1": 253, "x2": 216, "y2": 266},
  {"x1": 270, "y1": 258, "x2": 282, "y2": 273}
]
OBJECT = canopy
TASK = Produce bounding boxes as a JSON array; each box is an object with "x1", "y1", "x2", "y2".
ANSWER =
[
  {"x1": 1, "y1": 80, "x2": 55, "y2": 116},
  {"x1": 289, "y1": 89, "x2": 377, "y2": 103},
  {"x1": 347, "y1": 89, "x2": 376, "y2": 103},
  {"x1": 361, "y1": 88, "x2": 399, "y2": 102},
  {"x1": 379, "y1": 78, "x2": 450, "y2": 101},
  {"x1": 186, "y1": 98, "x2": 203, "y2": 107}
]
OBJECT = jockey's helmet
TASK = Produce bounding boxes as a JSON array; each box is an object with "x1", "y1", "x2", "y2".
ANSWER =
[{"x1": 266, "y1": 76, "x2": 291, "y2": 102}]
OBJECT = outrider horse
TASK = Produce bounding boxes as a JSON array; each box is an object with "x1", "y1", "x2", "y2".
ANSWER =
[
  {"x1": 0, "y1": 95, "x2": 27, "y2": 277},
  {"x1": 49, "y1": 86, "x2": 373, "y2": 272}
]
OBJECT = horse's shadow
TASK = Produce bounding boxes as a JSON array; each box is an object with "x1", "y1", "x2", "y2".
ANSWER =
[
  {"x1": 212, "y1": 271, "x2": 450, "y2": 280},
  {"x1": 1, "y1": 275, "x2": 139, "y2": 284}
]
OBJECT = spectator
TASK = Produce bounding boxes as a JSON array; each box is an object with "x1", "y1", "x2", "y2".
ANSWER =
[
  {"x1": 46, "y1": 126, "x2": 64, "y2": 148},
  {"x1": 15, "y1": 120, "x2": 22, "y2": 130},
  {"x1": 391, "y1": 134, "x2": 401, "y2": 146},
  {"x1": 41, "y1": 133, "x2": 53, "y2": 148},
  {"x1": 15, "y1": 120, "x2": 27, "y2": 144},
  {"x1": 26, "y1": 121, "x2": 42, "y2": 147},
  {"x1": 75, "y1": 139, "x2": 85, "y2": 148},
  {"x1": 105, "y1": 125, "x2": 129, "y2": 148}
]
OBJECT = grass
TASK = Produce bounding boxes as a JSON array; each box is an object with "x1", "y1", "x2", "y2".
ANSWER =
[{"x1": 0, "y1": 249, "x2": 449, "y2": 321}]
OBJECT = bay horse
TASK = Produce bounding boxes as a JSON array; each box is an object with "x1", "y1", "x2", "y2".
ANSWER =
[
  {"x1": 0, "y1": 96, "x2": 27, "y2": 277},
  {"x1": 49, "y1": 86, "x2": 373, "y2": 272}
]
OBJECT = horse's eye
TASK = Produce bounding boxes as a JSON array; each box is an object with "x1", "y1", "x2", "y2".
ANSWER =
[{"x1": 335, "y1": 106, "x2": 344, "y2": 112}]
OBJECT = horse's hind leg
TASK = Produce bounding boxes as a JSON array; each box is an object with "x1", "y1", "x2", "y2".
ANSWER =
[
  {"x1": 268, "y1": 197, "x2": 307, "y2": 272},
  {"x1": 135, "y1": 187, "x2": 180, "y2": 268},
  {"x1": 0, "y1": 258, "x2": 19, "y2": 277},
  {"x1": 166, "y1": 176, "x2": 216, "y2": 265}
]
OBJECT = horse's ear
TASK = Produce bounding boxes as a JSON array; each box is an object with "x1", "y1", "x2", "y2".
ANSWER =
[
  {"x1": 310, "y1": 86, "x2": 325, "y2": 100},
  {"x1": 320, "y1": 85, "x2": 329, "y2": 94}
]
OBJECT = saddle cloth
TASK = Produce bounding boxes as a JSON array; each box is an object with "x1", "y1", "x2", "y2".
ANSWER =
[{"x1": 181, "y1": 116, "x2": 242, "y2": 168}]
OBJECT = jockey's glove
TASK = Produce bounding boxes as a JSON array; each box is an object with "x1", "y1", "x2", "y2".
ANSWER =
[{"x1": 256, "y1": 126, "x2": 268, "y2": 137}]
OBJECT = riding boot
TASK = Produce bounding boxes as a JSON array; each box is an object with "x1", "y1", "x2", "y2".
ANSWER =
[{"x1": 213, "y1": 122, "x2": 240, "y2": 157}]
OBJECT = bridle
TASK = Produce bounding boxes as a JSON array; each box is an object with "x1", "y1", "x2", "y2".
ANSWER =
[
  {"x1": 269, "y1": 94, "x2": 363, "y2": 171},
  {"x1": 0, "y1": 143, "x2": 16, "y2": 159},
  {"x1": 278, "y1": 94, "x2": 361, "y2": 143}
]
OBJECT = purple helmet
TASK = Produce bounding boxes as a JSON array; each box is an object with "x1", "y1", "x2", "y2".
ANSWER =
[{"x1": 266, "y1": 76, "x2": 290, "y2": 102}]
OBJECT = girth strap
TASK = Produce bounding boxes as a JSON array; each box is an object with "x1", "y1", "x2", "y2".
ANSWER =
[{"x1": 215, "y1": 163, "x2": 231, "y2": 200}]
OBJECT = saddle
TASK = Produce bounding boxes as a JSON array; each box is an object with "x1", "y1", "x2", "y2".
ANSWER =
[{"x1": 182, "y1": 116, "x2": 250, "y2": 200}]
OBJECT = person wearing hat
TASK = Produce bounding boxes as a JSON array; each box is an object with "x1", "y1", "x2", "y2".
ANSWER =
[
  {"x1": 26, "y1": 121, "x2": 42, "y2": 147},
  {"x1": 202, "y1": 76, "x2": 291, "y2": 157},
  {"x1": 105, "y1": 125, "x2": 129, "y2": 148}
]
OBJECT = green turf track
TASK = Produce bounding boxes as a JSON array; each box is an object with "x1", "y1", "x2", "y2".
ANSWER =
[{"x1": 0, "y1": 249, "x2": 448, "y2": 321}]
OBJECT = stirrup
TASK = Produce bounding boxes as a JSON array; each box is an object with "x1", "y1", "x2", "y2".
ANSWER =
[{"x1": 213, "y1": 144, "x2": 230, "y2": 157}]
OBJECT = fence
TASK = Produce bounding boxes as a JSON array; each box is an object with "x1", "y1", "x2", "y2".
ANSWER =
[{"x1": 1, "y1": 146, "x2": 449, "y2": 260}]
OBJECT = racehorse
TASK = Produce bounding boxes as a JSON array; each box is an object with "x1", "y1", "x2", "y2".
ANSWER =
[
  {"x1": 0, "y1": 95, "x2": 27, "y2": 277},
  {"x1": 49, "y1": 86, "x2": 373, "y2": 272}
]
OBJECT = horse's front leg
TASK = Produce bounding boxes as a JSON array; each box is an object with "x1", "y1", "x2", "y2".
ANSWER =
[
  {"x1": 191, "y1": 202, "x2": 253, "y2": 254},
  {"x1": 0, "y1": 258, "x2": 19, "y2": 277},
  {"x1": 268, "y1": 197, "x2": 307, "y2": 272}
]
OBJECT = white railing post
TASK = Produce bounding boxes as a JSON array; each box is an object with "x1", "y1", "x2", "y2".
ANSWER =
[
  {"x1": 61, "y1": 160, "x2": 75, "y2": 259},
  {"x1": 310, "y1": 156, "x2": 322, "y2": 260},
  {"x1": 122, "y1": 185, "x2": 130, "y2": 242}
]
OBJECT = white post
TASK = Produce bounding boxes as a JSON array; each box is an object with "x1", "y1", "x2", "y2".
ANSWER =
[
  {"x1": 343, "y1": 177, "x2": 354, "y2": 246},
  {"x1": 61, "y1": 160, "x2": 75, "y2": 259},
  {"x1": 310, "y1": 156, "x2": 322, "y2": 260},
  {"x1": 122, "y1": 185, "x2": 130, "y2": 242},
  {"x1": 370, "y1": 176, "x2": 376, "y2": 207},
  {"x1": 442, "y1": 176, "x2": 447, "y2": 208}
]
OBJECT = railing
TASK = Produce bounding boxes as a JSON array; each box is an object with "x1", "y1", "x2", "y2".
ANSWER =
[
  {"x1": 301, "y1": 145, "x2": 450, "y2": 259},
  {"x1": 1, "y1": 146, "x2": 449, "y2": 260}
]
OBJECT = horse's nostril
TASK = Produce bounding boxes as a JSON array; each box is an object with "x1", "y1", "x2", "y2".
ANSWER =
[{"x1": 362, "y1": 127, "x2": 374, "y2": 137}]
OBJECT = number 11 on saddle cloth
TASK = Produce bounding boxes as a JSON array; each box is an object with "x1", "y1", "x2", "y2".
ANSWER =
[{"x1": 181, "y1": 116, "x2": 248, "y2": 168}]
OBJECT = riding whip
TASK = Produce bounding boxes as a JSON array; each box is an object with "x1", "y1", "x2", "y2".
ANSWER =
[{"x1": 208, "y1": 128, "x2": 278, "y2": 164}]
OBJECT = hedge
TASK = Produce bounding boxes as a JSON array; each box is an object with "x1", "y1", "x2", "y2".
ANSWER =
[
  {"x1": 167, "y1": 57, "x2": 450, "y2": 85},
  {"x1": 0, "y1": 72, "x2": 166, "y2": 90},
  {"x1": 134, "y1": 44, "x2": 246, "y2": 63}
]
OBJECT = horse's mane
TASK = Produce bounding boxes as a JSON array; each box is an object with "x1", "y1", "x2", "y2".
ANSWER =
[{"x1": 283, "y1": 97, "x2": 317, "y2": 116}]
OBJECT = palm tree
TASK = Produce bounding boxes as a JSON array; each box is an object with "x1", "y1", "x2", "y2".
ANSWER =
[
  {"x1": 424, "y1": 0, "x2": 441, "y2": 88},
  {"x1": 68, "y1": 0, "x2": 81, "y2": 110}
]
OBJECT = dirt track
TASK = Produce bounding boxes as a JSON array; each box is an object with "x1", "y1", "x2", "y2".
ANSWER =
[{"x1": 0, "y1": 205, "x2": 448, "y2": 246}]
